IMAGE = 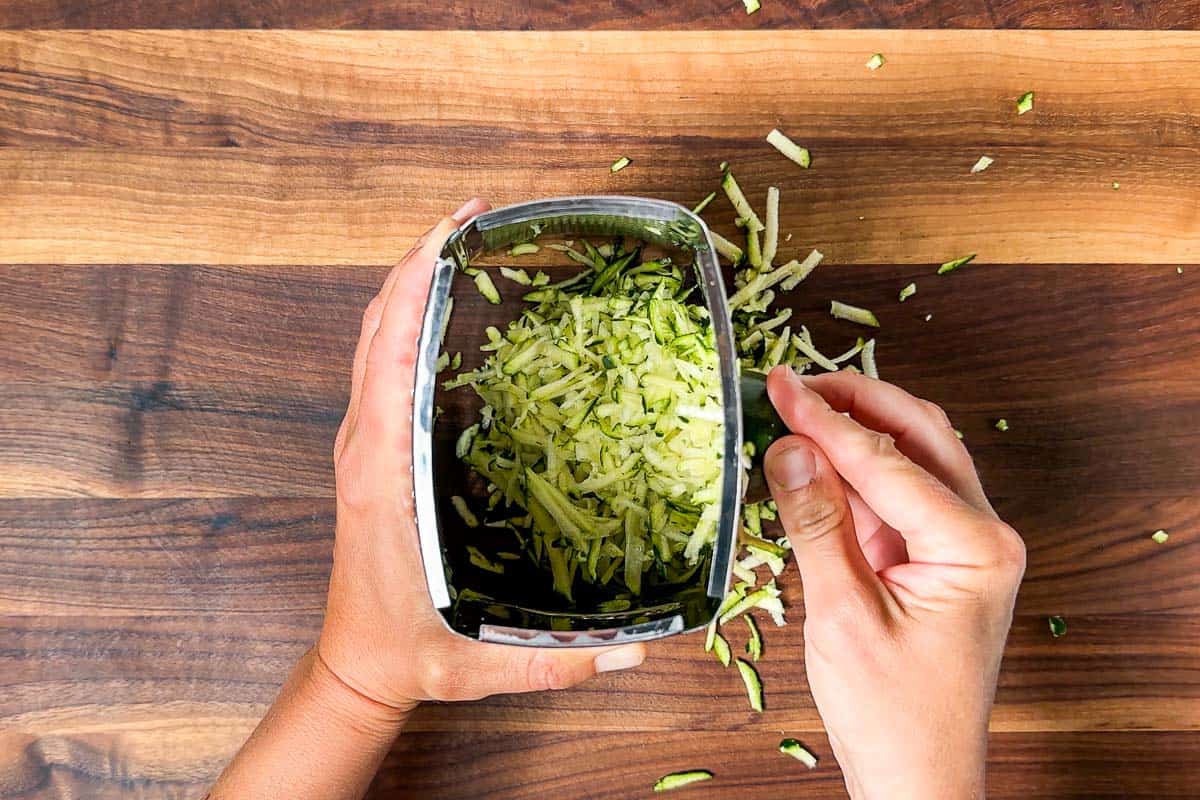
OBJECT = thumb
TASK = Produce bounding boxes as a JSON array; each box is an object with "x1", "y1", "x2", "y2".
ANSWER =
[
  {"x1": 765, "y1": 435, "x2": 878, "y2": 610},
  {"x1": 469, "y1": 642, "x2": 647, "y2": 697}
]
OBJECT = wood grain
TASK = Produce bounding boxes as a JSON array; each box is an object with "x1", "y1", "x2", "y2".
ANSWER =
[
  {"x1": 373, "y1": 731, "x2": 1200, "y2": 800},
  {"x1": 6, "y1": 144, "x2": 1198, "y2": 266},
  {"x1": 3, "y1": 610, "x2": 1198, "y2": 736},
  {"x1": 2, "y1": 263, "x2": 1197, "y2": 499},
  {"x1": 4, "y1": 32, "x2": 1199, "y2": 149},
  {"x1": 2, "y1": 23, "x2": 1199, "y2": 800},
  {"x1": 2, "y1": 0, "x2": 1198, "y2": 31},
  {"x1": 3, "y1": 32, "x2": 1200, "y2": 266},
  {"x1": 2, "y1": 493, "x2": 1197, "y2": 619}
]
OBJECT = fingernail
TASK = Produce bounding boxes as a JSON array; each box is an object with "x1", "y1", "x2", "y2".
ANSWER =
[
  {"x1": 594, "y1": 646, "x2": 645, "y2": 673},
  {"x1": 769, "y1": 443, "x2": 816, "y2": 490},
  {"x1": 451, "y1": 198, "x2": 480, "y2": 222}
]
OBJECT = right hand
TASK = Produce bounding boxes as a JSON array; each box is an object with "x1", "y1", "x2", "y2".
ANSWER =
[{"x1": 763, "y1": 367, "x2": 1025, "y2": 800}]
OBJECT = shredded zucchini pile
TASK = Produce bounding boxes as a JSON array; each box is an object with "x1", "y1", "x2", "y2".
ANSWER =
[{"x1": 446, "y1": 243, "x2": 724, "y2": 600}]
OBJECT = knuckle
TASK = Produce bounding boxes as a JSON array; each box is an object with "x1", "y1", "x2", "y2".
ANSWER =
[
  {"x1": 803, "y1": 596, "x2": 871, "y2": 656},
  {"x1": 361, "y1": 297, "x2": 384, "y2": 331},
  {"x1": 525, "y1": 651, "x2": 576, "y2": 692},
  {"x1": 991, "y1": 523, "x2": 1028, "y2": 577},
  {"x1": 863, "y1": 430, "x2": 898, "y2": 461},
  {"x1": 333, "y1": 446, "x2": 375, "y2": 512},
  {"x1": 418, "y1": 657, "x2": 461, "y2": 701},
  {"x1": 922, "y1": 399, "x2": 954, "y2": 430},
  {"x1": 786, "y1": 490, "x2": 848, "y2": 542}
]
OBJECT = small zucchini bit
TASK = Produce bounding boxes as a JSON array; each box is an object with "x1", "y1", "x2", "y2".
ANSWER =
[
  {"x1": 742, "y1": 0, "x2": 760, "y2": 13},
  {"x1": 721, "y1": 169, "x2": 764, "y2": 232},
  {"x1": 744, "y1": 615, "x2": 763, "y2": 661},
  {"x1": 861, "y1": 338, "x2": 878, "y2": 379},
  {"x1": 466, "y1": 544, "x2": 504, "y2": 574},
  {"x1": 765, "y1": 129, "x2": 811, "y2": 169},
  {"x1": 508, "y1": 243, "x2": 540, "y2": 257},
  {"x1": 1016, "y1": 91, "x2": 1035, "y2": 115},
  {"x1": 994, "y1": 418, "x2": 1009, "y2": 432},
  {"x1": 866, "y1": 53, "x2": 886, "y2": 70},
  {"x1": 610, "y1": 156, "x2": 631, "y2": 173},
  {"x1": 1151, "y1": 529, "x2": 1169, "y2": 544},
  {"x1": 473, "y1": 271, "x2": 502, "y2": 304},
  {"x1": 1048, "y1": 615, "x2": 1067, "y2": 638},
  {"x1": 499, "y1": 266, "x2": 532, "y2": 285},
  {"x1": 712, "y1": 631, "x2": 732, "y2": 667},
  {"x1": 779, "y1": 738, "x2": 818, "y2": 768},
  {"x1": 830, "y1": 300, "x2": 880, "y2": 328},
  {"x1": 451, "y1": 495, "x2": 479, "y2": 528},
  {"x1": 653, "y1": 771, "x2": 714, "y2": 793},
  {"x1": 971, "y1": 155, "x2": 994, "y2": 174},
  {"x1": 735, "y1": 658, "x2": 764, "y2": 712},
  {"x1": 938, "y1": 253, "x2": 976, "y2": 275},
  {"x1": 898, "y1": 282, "x2": 917, "y2": 302},
  {"x1": 692, "y1": 191, "x2": 717, "y2": 215}
]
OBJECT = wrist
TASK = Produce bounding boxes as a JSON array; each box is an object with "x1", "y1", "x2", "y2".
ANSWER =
[
  {"x1": 304, "y1": 647, "x2": 414, "y2": 739},
  {"x1": 846, "y1": 763, "x2": 985, "y2": 800}
]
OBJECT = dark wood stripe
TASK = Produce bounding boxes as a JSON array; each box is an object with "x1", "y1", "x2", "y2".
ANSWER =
[
  {"x1": 2, "y1": 263, "x2": 1197, "y2": 498},
  {"x1": 0, "y1": 490, "x2": 1196, "y2": 620},
  {"x1": 1, "y1": 1, "x2": 1196, "y2": 30},
  {"x1": 373, "y1": 730, "x2": 1200, "y2": 800},
  {"x1": 2, "y1": 613, "x2": 1197, "y2": 734}
]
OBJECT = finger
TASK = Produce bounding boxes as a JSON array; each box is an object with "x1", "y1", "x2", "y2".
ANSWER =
[
  {"x1": 764, "y1": 434, "x2": 881, "y2": 612},
  {"x1": 767, "y1": 366, "x2": 1006, "y2": 566},
  {"x1": 845, "y1": 485, "x2": 908, "y2": 572},
  {"x1": 345, "y1": 198, "x2": 491, "y2": 439},
  {"x1": 336, "y1": 291, "x2": 387, "y2": 461},
  {"x1": 451, "y1": 197, "x2": 490, "y2": 224},
  {"x1": 797, "y1": 371, "x2": 990, "y2": 512},
  {"x1": 338, "y1": 199, "x2": 487, "y2": 455},
  {"x1": 354, "y1": 216, "x2": 460, "y2": 439},
  {"x1": 460, "y1": 643, "x2": 646, "y2": 698}
]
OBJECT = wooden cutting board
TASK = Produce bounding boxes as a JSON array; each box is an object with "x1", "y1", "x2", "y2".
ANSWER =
[{"x1": 1, "y1": 17, "x2": 1198, "y2": 800}]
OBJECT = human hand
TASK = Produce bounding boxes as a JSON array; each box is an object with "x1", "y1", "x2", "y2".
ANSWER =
[
  {"x1": 317, "y1": 199, "x2": 646, "y2": 715},
  {"x1": 763, "y1": 367, "x2": 1025, "y2": 800}
]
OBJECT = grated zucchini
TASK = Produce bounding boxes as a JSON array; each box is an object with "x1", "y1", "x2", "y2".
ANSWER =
[
  {"x1": 744, "y1": 615, "x2": 763, "y2": 661},
  {"x1": 654, "y1": 771, "x2": 713, "y2": 793},
  {"x1": 861, "y1": 338, "x2": 879, "y2": 379},
  {"x1": 1016, "y1": 91, "x2": 1035, "y2": 115},
  {"x1": 450, "y1": 243, "x2": 724, "y2": 599},
  {"x1": 722, "y1": 169, "x2": 764, "y2": 232},
  {"x1": 779, "y1": 738, "x2": 818, "y2": 768},
  {"x1": 938, "y1": 253, "x2": 976, "y2": 275},
  {"x1": 971, "y1": 155, "x2": 994, "y2": 174},
  {"x1": 766, "y1": 129, "x2": 811, "y2": 169},
  {"x1": 610, "y1": 156, "x2": 631, "y2": 173},
  {"x1": 712, "y1": 631, "x2": 732, "y2": 667},
  {"x1": 762, "y1": 186, "x2": 780, "y2": 269},
  {"x1": 692, "y1": 191, "x2": 717, "y2": 215},
  {"x1": 451, "y1": 495, "x2": 479, "y2": 528},
  {"x1": 1151, "y1": 529, "x2": 1169, "y2": 544},
  {"x1": 830, "y1": 300, "x2": 880, "y2": 328},
  {"x1": 866, "y1": 53, "x2": 886, "y2": 70},
  {"x1": 509, "y1": 244, "x2": 540, "y2": 257},
  {"x1": 736, "y1": 658, "x2": 764, "y2": 712},
  {"x1": 898, "y1": 282, "x2": 917, "y2": 302},
  {"x1": 474, "y1": 271, "x2": 502, "y2": 304}
]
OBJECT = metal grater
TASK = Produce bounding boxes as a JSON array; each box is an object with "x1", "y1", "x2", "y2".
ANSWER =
[{"x1": 412, "y1": 196, "x2": 746, "y2": 647}]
